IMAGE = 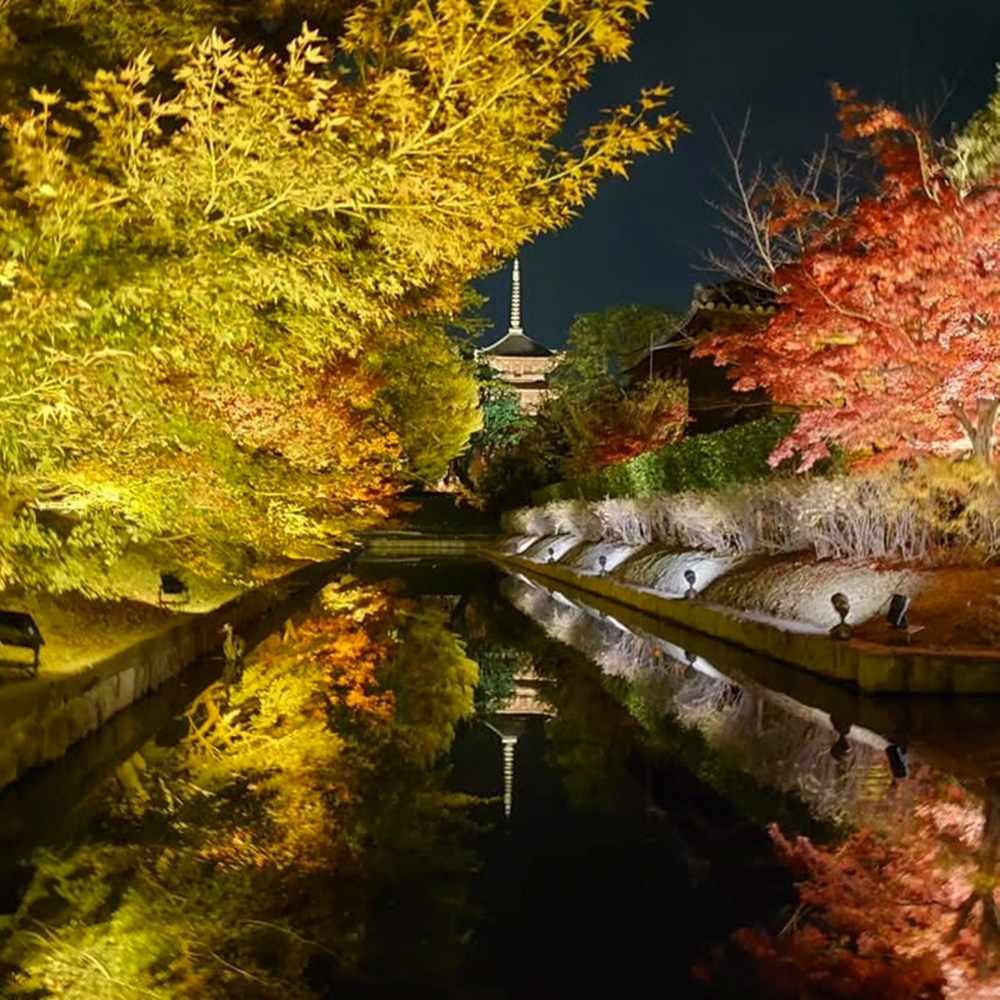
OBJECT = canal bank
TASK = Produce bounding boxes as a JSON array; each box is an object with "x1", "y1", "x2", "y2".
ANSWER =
[
  {"x1": 0, "y1": 556, "x2": 351, "y2": 793},
  {"x1": 487, "y1": 548, "x2": 1000, "y2": 694},
  {"x1": 0, "y1": 553, "x2": 815, "y2": 1000}
]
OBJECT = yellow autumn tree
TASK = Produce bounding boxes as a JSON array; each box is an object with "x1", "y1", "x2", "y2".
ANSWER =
[
  {"x1": 0, "y1": 0, "x2": 686, "y2": 589},
  {"x1": 370, "y1": 322, "x2": 484, "y2": 484}
]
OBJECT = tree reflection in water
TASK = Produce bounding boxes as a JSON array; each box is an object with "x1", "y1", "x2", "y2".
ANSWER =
[
  {"x1": 4, "y1": 562, "x2": 1000, "y2": 998},
  {"x1": 501, "y1": 572, "x2": 1000, "y2": 996},
  {"x1": 0, "y1": 576, "x2": 479, "y2": 999}
]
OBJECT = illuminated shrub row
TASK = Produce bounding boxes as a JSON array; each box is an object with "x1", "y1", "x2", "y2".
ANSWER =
[
  {"x1": 507, "y1": 456, "x2": 1000, "y2": 564},
  {"x1": 532, "y1": 415, "x2": 797, "y2": 505}
]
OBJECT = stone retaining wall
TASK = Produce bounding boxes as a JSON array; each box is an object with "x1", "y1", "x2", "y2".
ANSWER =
[
  {"x1": 0, "y1": 561, "x2": 337, "y2": 792},
  {"x1": 490, "y1": 552, "x2": 1000, "y2": 695}
]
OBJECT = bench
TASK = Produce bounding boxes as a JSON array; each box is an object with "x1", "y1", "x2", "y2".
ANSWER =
[
  {"x1": 887, "y1": 623, "x2": 926, "y2": 646},
  {"x1": 0, "y1": 611, "x2": 44, "y2": 673}
]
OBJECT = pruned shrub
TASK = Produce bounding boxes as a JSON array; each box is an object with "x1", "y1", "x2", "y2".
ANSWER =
[
  {"x1": 593, "y1": 498, "x2": 659, "y2": 546},
  {"x1": 543, "y1": 499, "x2": 603, "y2": 540},
  {"x1": 501, "y1": 505, "x2": 554, "y2": 536},
  {"x1": 533, "y1": 414, "x2": 797, "y2": 504}
]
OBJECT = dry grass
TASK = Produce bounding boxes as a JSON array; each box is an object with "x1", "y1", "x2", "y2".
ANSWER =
[
  {"x1": 509, "y1": 460, "x2": 1000, "y2": 567},
  {"x1": 0, "y1": 546, "x2": 252, "y2": 677}
]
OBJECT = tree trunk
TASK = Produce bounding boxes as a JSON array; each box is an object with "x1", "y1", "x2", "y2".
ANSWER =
[
  {"x1": 974, "y1": 399, "x2": 1000, "y2": 462},
  {"x1": 951, "y1": 398, "x2": 1000, "y2": 463},
  {"x1": 949, "y1": 779, "x2": 1000, "y2": 973},
  {"x1": 978, "y1": 780, "x2": 1000, "y2": 974}
]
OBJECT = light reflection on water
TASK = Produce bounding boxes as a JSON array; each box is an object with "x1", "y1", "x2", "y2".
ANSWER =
[
  {"x1": 0, "y1": 557, "x2": 998, "y2": 996},
  {"x1": 502, "y1": 571, "x2": 900, "y2": 826},
  {"x1": 502, "y1": 565, "x2": 1000, "y2": 991}
]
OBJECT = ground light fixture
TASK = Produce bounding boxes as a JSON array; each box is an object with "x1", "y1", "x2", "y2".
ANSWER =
[
  {"x1": 158, "y1": 571, "x2": 190, "y2": 606},
  {"x1": 830, "y1": 733, "x2": 852, "y2": 761},
  {"x1": 887, "y1": 593, "x2": 911, "y2": 629},
  {"x1": 829, "y1": 592, "x2": 852, "y2": 639},
  {"x1": 885, "y1": 743, "x2": 909, "y2": 779},
  {"x1": 682, "y1": 648, "x2": 698, "y2": 680}
]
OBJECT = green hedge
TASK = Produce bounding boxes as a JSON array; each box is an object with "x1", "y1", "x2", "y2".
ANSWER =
[{"x1": 531, "y1": 414, "x2": 798, "y2": 504}]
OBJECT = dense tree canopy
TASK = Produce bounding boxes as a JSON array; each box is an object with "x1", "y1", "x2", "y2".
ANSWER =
[
  {"x1": 0, "y1": 0, "x2": 685, "y2": 588},
  {"x1": 551, "y1": 304, "x2": 682, "y2": 403},
  {"x1": 696, "y1": 79, "x2": 1000, "y2": 471}
]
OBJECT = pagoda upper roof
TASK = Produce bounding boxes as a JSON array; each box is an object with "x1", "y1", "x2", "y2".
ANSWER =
[{"x1": 477, "y1": 329, "x2": 555, "y2": 358}]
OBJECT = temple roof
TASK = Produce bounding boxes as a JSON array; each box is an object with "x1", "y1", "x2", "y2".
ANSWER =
[
  {"x1": 622, "y1": 279, "x2": 778, "y2": 380},
  {"x1": 478, "y1": 329, "x2": 555, "y2": 358},
  {"x1": 691, "y1": 279, "x2": 777, "y2": 312}
]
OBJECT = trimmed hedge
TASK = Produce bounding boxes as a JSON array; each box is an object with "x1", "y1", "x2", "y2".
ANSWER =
[{"x1": 531, "y1": 414, "x2": 797, "y2": 504}]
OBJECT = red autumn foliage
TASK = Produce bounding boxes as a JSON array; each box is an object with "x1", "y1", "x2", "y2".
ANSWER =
[
  {"x1": 201, "y1": 355, "x2": 403, "y2": 491},
  {"x1": 696, "y1": 85, "x2": 1000, "y2": 471},
  {"x1": 569, "y1": 380, "x2": 688, "y2": 474},
  {"x1": 697, "y1": 772, "x2": 1000, "y2": 1000},
  {"x1": 697, "y1": 823, "x2": 947, "y2": 1000},
  {"x1": 296, "y1": 586, "x2": 406, "y2": 735}
]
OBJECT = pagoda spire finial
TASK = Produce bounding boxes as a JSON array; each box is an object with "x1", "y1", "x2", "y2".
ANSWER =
[
  {"x1": 501, "y1": 735, "x2": 517, "y2": 818},
  {"x1": 508, "y1": 257, "x2": 522, "y2": 334}
]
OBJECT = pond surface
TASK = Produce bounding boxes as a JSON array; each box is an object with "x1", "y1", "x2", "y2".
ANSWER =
[{"x1": 0, "y1": 555, "x2": 999, "y2": 998}]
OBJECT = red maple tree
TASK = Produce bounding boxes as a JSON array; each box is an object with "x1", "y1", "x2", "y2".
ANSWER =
[
  {"x1": 569, "y1": 380, "x2": 688, "y2": 474},
  {"x1": 696, "y1": 85, "x2": 1000, "y2": 471},
  {"x1": 696, "y1": 770, "x2": 1000, "y2": 1000}
]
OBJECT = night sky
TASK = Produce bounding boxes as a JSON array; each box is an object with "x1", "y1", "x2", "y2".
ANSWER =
[{"x1": 474, "y1": 0, "x2": 1000, "y2": 350}]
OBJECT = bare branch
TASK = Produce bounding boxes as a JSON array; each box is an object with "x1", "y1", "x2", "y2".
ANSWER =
[{"x1": 702, "y1": 112, "x2": 854, "y2": 290}]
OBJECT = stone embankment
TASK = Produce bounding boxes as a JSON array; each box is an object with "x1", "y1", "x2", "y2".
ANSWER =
[
  {"x1": 0, "y1": 559, "x2": 344, "y2": 794},
  {"x1": 487, "y1": 536, "x2": 1000, "y2": 695}
]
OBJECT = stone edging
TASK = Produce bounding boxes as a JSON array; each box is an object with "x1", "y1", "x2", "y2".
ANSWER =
[
  {"x1": 488, "y1": 552, "x2": 1000, "y2": 695},
  {"x1": 0, "y1": 558, "x2": 346, "y2": 792}
]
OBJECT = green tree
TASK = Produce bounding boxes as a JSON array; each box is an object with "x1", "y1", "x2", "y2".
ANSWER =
[
  {"x1": 948, "y1": 64, "x2": 1000, "y2": 194},
  {"x1": 474, "y1": 376, "x2": 532, "y2": 456},
  {"x1": 551, "y1": 304, "x2": 683, "y2": 403},
  {"x1": 450, "y1": 367, "x2": 532, "y2": 491}
]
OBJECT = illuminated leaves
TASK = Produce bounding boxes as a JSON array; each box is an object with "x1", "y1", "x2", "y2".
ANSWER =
[
  {"x1": 703, "y1": 769, "x2": 1000, "y2": 999},
  {"x1": 697, "y1": 86, "x2": 1000, "y2": 470},
  {"x1": 0, "y1": 0, "x2": 683, "y2": 587},
  {"x1": 949, "y1": 67, "x2": 1000, "y2": 195},
  {"x1": 369, "y1": 324, "x2": 482, "y2": 483},
  {"x1": 567, "y1": 379, "x2": 688, "y2": 474}
]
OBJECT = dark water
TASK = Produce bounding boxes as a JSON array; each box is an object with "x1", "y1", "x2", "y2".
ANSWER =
[{"x1": 0, "y1": 555, "x2": 998, "y2": 998}]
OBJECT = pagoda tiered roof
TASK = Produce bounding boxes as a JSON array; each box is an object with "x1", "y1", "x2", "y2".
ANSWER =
[{"x1": 478, "y1": 328, "x2": 555, "y2": 358}]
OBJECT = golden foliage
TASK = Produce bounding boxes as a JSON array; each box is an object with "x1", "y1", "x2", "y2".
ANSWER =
[{"x1": 0, "y1": 2, "x2": 684, "y2": 588}]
